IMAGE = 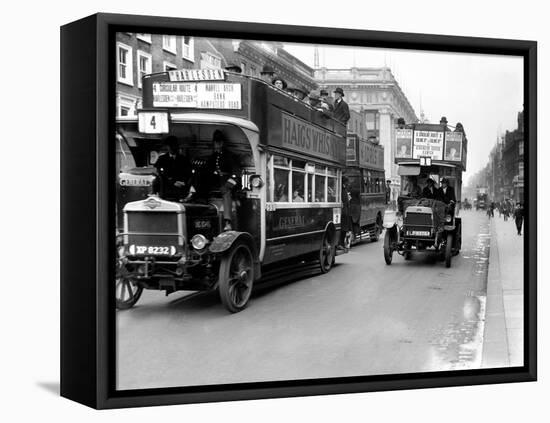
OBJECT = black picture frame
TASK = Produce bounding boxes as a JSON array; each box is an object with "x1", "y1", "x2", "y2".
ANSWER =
[{"x1": 60, "y1": 12, "x2": 537, "y2": 409}]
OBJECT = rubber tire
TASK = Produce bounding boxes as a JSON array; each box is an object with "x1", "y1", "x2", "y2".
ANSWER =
[
  {"x1": 445, "y1": 233, "x2": 453, "y2": 268},
  {"x1": 218, "y1": 242, "x2": 255, "y2": 313},
  {"x1": 384, "y1": 230, "x2": 393, "y2": 265},
  {"x1": 115, "y1": 264, "x2": 143, "y2": 310},
  {"x1": 319, "y1": 230, "x2": 335, "y2": 274}
]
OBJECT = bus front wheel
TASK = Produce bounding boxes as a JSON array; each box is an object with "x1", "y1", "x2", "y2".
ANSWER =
[{"x1": 218, "y1": 241, "x2": 255, "y2": 313}]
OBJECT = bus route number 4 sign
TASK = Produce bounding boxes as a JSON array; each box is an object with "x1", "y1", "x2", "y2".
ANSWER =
[{"x1": 138, "y1": 111, "x2": 169, "y2": 134}]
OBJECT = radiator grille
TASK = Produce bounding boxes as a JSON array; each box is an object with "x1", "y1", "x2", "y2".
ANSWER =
[{"x1": 404, "y1": 212, "x2": 432, "y2": 226}]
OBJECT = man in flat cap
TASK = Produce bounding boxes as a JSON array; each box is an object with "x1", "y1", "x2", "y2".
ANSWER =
[{"x1": 333, "y1": 87, "x2": 350, "y2": 124}]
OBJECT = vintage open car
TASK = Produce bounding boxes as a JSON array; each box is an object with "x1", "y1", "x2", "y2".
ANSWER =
[
  {"x1": 382, "y1": 196, "x2": 462, "y2": 267},
  {"x1": 382, "y1": 164, "x2": 463, "y2": 268}
]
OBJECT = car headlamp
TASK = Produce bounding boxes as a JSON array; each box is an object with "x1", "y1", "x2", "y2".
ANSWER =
[
  {"x1": 191, "y1": 234, "x2": 208, "y2": 250},
  {"x1": 445, "y1": 215, "x2": 452, "y2": 223},
  {"x1": 249, "y1": 175, "x2": 264, "y2": 189}
]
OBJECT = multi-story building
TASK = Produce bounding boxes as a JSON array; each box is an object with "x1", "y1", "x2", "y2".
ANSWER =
[
  {"x1": 115, "y1": 33, "x2": 316, "y2": 117},
  {"x1": 315, "y1": 67, "x2": 417, "y2": 202},
  {"x1": 502, "y1": 111, "x2": 524, "y2": 203}
]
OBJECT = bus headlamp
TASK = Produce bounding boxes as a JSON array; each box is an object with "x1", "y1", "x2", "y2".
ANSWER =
[
  {"x1": 445, "y1": 215, "x2": 452, "y2": 222},
  {"x1": 191, "y1": 234, "x2": 208, "y2": 250},
  {"x1": 249, "y1": 175, "x2": 264, "y2": 189}
]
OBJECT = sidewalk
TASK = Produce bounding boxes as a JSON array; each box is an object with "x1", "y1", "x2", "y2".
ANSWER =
[{"x1": 481, "y1": 215, "x2": 524, "y2": 368}]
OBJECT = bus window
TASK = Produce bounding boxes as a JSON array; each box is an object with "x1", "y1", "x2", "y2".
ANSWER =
[
  {"x1": 315, "y1": 174, "x2": 326, "y2": 202},
  {"x1": 274, "y1": 168, "x2": 290, "y2": 202},
  {"x1": 304, "y1": 173, "x2": 312, "y2": 202},
  {"x1": 292, "y1": 171, "x2": 305, "y2": 202}
]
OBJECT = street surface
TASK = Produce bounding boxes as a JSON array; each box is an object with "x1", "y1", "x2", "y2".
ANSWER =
[{"x1": 117, "y1": 210, "x2": 493, "y2": 390}]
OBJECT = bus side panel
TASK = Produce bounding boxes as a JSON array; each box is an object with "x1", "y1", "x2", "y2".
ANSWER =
[
  {"x1": 263, "y1": 207, "x2": 334, "y2": 265},
  {"x1": 359, "y1": 194, "x2": 386, "y2": 227},
  {"x1": 236, "y1": 197, "x2": 262, "y2": 253}
]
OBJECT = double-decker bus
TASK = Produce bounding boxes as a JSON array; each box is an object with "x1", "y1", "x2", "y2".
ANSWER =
[
  {"x1": 115, "y1": 69, "x2": 347, "y2": 312},
  {"x1": 342, "y1": 133, "x2": 386, "y2": 247}
]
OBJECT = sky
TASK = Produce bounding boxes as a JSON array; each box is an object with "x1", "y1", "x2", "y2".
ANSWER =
[{"x1": 283, "y1": 43, "x2": 523, "y2": 185}]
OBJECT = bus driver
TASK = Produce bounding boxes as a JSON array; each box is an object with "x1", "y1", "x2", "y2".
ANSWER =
[{"x1": 206, "y1": 130, "x2": 240, "y2": 231}]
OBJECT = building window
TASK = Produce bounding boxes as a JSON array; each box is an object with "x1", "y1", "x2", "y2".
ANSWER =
[
  {"x1": 117, "y1": 42, "x2": 133, "y2": 86},
  {"x1": 201, "y1": 52, "x2": 222, "y2": 69},
  {"x1": 117, "y1": 95, "x2": 137, "y2": 117},
  {"x1": 182, "y1": 36, "x2": 195, "y2": 62},
  {"x1": 137, "y1": 51, "x2": 152, "y2": 88},
  {"x1": 164, "y1": 61, "x2": 177, "y2": 72},
  {"x1": 241, "y1": 62, "x2": 246, "y2": 74},
  {"x1": 136, "y1": 33, "x2": 152, "y2": 43},
  {"x1": 163, "y1": 35, "x2": 177, "y2": 54}
]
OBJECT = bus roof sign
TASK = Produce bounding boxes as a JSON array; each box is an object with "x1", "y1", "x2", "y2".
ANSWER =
[{"x1": 168, "y1": 69, "x2": 225, "y2": 82}]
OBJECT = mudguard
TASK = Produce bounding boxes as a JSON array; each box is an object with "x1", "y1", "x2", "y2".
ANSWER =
[{"x1": 209, "y1": 231, "x2": 261, "y2": 278}]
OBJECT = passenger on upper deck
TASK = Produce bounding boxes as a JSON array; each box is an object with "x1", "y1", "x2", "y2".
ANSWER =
[
  {"x1": 332, "y1": 87, "x2": 350, "y2": 124},
  {"x1": 154, "y1": 135, "x2": 193, "y2": 201},
  {"x1": 205, "y1": 130, "x2": 240, "y2": 231},
  {"x1": 260, "y1": 65, "x2": 275, "y2": 83},
  {"x1": 319, "y1": 89, "x2": 334, "y2": 112},
  {"x1": 272, "y1": 77, "x2": 287, "y2": 91}
]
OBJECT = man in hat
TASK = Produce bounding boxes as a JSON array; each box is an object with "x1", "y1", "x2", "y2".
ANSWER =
[
  {"x1": 333, "y1": 87, "x2": 350, "y2": 124},
  {"x1": 422, "y1": 178, "x2": 441, "y2": 200},
  {"x1": 260, "y1": 65, "x2": 275, "y2": 83},
  {"x1": 319, "y1": 89, "x2": 334, "y2": 111},
  {"x1": 272, "y1": 77, "x2": 287, "y2": 90},
  {"x1": 154, "y1": 135, "x2": 193, "y2": 201},
  {"x1": 439, "y1": 178, "x2": 456, "y2": 206},
  {"x1": 287, "y1": 85, "x2": 308, "y2": 101},
  {"x1": 205, "y1": 130, "x2": 240, "y2": 231}
]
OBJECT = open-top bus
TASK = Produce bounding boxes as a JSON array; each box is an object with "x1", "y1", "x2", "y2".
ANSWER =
[
  {"x1": 382, "y1": 119, "x2": 467, "y2": 267},
  {"x1": 115, "y1": 69, "x2": 347, "y2": 312},
  {"x1": 342, "y1": 133, "x2": 386, "y2": 247}
]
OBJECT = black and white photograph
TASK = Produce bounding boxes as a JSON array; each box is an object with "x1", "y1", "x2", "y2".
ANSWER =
[{"x1": 114, "y1": 31, "x2": 527, "y2": 391}]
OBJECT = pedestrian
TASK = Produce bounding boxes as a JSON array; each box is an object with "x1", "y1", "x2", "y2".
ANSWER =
[
  {"x1": 338, "y1": 176, "x2": 353, "y2": 249},
  {"x1": 154, "y1": 135, "x2": 193, "y2": 201},
  {"x1": 514, "y1": 202, "x2": 524, "y2": 235},
  {"x1": 332, "y1": 87, "x2": 350, "y2": 124}
]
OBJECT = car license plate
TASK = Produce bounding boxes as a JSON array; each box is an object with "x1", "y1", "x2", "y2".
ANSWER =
[
  {"x1": 407, "y1": 230, "x2": 430, "y2": 237},
  {"x1": 128, "y1": 245, "x2": 177, "y2": 256}
]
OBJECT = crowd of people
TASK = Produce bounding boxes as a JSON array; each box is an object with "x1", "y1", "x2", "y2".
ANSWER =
[
  {"x1": 402, "y1": 176, "x2": 456, "y2": 207},
  {"x1": 485, "y1": 199, "x2": 524, "y2": 236},
  {"x1": 258, "y1": 65, "x2": 350, "y2": 124}
]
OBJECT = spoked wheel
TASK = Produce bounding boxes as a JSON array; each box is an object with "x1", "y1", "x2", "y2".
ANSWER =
[
  {"x1": 219, "y1": 242, "x2": 255, "y2": 313},
  {"x1": 384, "y1": 230, "x2": 394, "y2": 265},
  {"x1": 319, "y1": 230, "x2": 336, "y2": 274},
  {"x1": 370, "y1": 216, "x2": 382, "y2": 242},
  {"x1": 445, "y1": 233, "x2": 453, "y2": 268},
  {"x1": 115, "y1": 263, "x2": 143, "y2": 310}
]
